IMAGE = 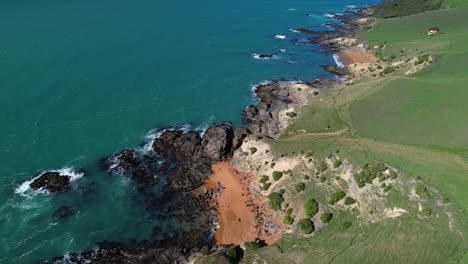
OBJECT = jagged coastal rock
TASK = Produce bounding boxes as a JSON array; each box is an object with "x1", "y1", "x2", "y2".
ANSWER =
[
  {"x1": 322, "y1": 65, "x2": 350, "y2": 75},
  {"x1": 30, "y1": 171, "x2": 71, "y2": 192}
]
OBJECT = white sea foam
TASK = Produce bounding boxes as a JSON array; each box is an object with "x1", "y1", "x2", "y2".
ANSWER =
[
  {"x1": 324, "y1": 13, "x2": 336, "y2": 18},
  {"x1": 274, "y1": 34, "x2": 287, "y2": 40},
  {"x1": 346, "y1": 5, "x2": 357, "y2": 8},
  {"x1": 289, "y1": 28, "x2": 300, "y2": 33},
  {"x1": 137, "y1": 124, "x2": 192, "y2": 155},
  {"x1": 252, "y1": 54, "x2": 278, "y2": 60},
  {"x1": 279, "y1": 49, "x2": 287, "y2": 52},
  {"x1": 15, "y1": 167, "x2": 84, "y2": 196},
  {"x1": 287, "y1": 60, "x2": 297, "y2": 64},
  {"x1": 332, "y1": 54, "x2": 345, "y2": 68},
  {"x1": 288, "y1": 8, "x2": 296, "y2": 11}
]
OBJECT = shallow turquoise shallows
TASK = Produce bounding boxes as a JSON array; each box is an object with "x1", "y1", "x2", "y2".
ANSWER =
[{"x1": 0, "y1": 0, "x2": 376, "y2": 262}]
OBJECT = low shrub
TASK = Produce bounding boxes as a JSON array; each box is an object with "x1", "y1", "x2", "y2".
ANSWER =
[
  {"x1": 418, "y1": 208, "x2": 432, "y2": 216},
  {"x1": 415, "y1": 184, "x2": 431, "y2": 199},
  {"x1": 259, "y1": 175, "x2": 269, "y2": 184},
  {"x1": 354, "y1": 162, "x2": 386, "y2": 187},
  {"x1": 286, "y1": 112, "x2": 297, "y2": 118},
  {"x1": 383, "y1": 66, "x2": 395, "y2": 74},
  {"x1": 283, "y1": 214, "x2": 294, "y2": 225},
  {"x1": 249, "y1": 147, "x2": 257, "y2": 154},
  {"x1": 318, "y1": 161, "x2": 328, "y2": 172},
  {"x1": 334, "y1": 160, "x2": 342, "y2": 168},
  {"x1": 329, "y1": 191, "x2": 346, "y2": 205},
  {"x1": 295, "y1": 182, "x2": 306, "y2": 192},
  {"x1": 304, "y1": 199, "x2": 319, "y2": 218},
  {"x1": 389, "y1": 171, "x2": 398, "y2": 180},
  {"x1": 320, "y1": 176, "x2": 327, "y2": 183},
  {"x1": 297, "y1": 219, "x2": 315, "y2": 234},
  {"x1": 320, "y1": 212, "x2": 333, "y2": 223},
  {"x1": 342, "y1": 221, "x2": 352, "y2": 230},
  {"x1": 383, "y1": 185, "x2": 392, "y2": 193},
  {"x1": 262, "y1": 182, "x2": 271, "y2": 191},
  {"x1": 344, "y1": 197, "x2": 356, "y2": 205},
  {"x1": 268, "y1": 192, "x2": 284, "y2": 211},
  {"x1": 272, "y1": 171, "x2": 283, "y2": 181}
]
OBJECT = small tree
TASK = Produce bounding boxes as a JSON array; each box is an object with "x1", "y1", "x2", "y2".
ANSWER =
[
  {"x1": 272, "y1": 171, "x2": 283, "y2": 181},
  {"x1": 304, "y1": 199, "x2": 319, "y2": 218},
  {"x1": 318, "y1": 161, "x2": 328, "y2": 172},
  {"x1": 320, "y1": 212, "x2": 333, "y2": 223},
  {"x1": 268, "y1": 192, "x2": 284, "y2": 211},
  {"x1": 297, "y1": 219, "x2": 315, "y2": 234},
  {"x1": 344, "y1": 197, "x2": 356, "y2": 205},
  {"x1": 295, "y1": 182, "x2": 306, "y2": 192},
  {"x1": 249, "y1": 147, "x2": 257, "y2": 154},
  {"x1": 334, "y1": 160, "x2": 342, "y2": 168},
  {"x1": 283, "y1": 214, "x2": 294, "y2": 225},
  {"x1": 329, "y1": 191, "x2": 346, "y2": 205}
]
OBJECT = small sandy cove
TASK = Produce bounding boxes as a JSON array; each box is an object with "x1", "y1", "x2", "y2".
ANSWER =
[
  {"x1": 338, "y1": 49, "x2": 378, "y2": 66},
  {"x1": 195, "y1": 162, "x2": 282, "y2": 245}
]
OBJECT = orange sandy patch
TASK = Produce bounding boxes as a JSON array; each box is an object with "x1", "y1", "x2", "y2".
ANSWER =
[
  {"x1": 338, "y1": 50, "x2": 378, "y2": 66},
  {"x1": 197, "y1": 162, "x2": 282, "y2": 245}
]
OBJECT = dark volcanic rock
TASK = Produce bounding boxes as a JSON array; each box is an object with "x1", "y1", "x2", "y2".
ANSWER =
[
  {"x1": 30, "y1": 171, "x2": 70, "y2": 193},
  {"x1": 309, "y1": 78, "x2": 341, "y2": 89},
  {"x1": 107, "y1": 149, "x2": 139, "y2": 174},
  {"x1": 202, "y1": 123, "x2": 234, "y2": 162},
  {"x1": 258, "y1": 54, "x2": 273, "y2": 58},
  {"x1": 322, "y1": 65, "x2": 350, "y2": 76},
  {"x1": 232, "y1": 127, "x2": 249, "y2": 150},
  {"x1": 242, "y1": 82, "x2": 293, "y2": 138},
  {"x1": 291, "y1": 28, "x2": 318, "y2": 34}
]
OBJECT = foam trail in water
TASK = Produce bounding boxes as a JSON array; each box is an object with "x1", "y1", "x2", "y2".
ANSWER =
[{"x1": 274, "y1": 35, "x2": 287, "y2": 40}]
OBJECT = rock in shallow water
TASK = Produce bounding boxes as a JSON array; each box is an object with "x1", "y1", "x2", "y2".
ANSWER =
[{"x1": 30, "y1": 171, "x2": 70, "y2": 193}]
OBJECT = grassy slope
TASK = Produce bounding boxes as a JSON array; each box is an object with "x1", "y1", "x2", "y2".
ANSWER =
[{"x1": 241, "y1": 7, "x2": 468, "y2": 264}]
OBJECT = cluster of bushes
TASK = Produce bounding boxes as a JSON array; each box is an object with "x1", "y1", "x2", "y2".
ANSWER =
[
  {"x1": 295, "y1": 182, "x2": 306, "y2": 192},
  {"x1": 320, "y1": 212, "x2": 333, "y2": 224},
  {"x1": 286, "y1": 112, "x2": 297, "y2": 118},
  {"x1": 344, "y1": 197, "x2": 356, "y2": 205},
  {"x1": 272, "y1": 171, "x2": 283, "y2": 181},
  {"x1": 298, "y1": 218, "x2": 315, "y2": 234},
  {"x1": 382, "y1": 66, "x2": 396, "y2": 74},
  {"x1": 283, "y1": 208, "x2": 294, "y2": 225},
  {"x1": 329, "y1": 191, "x2": 346, "y2": 205},
  {"x1": 268, "y1": 192, "x2": 284, "y2": 211},
  {"x1": 415, "y1": 184, "x2": 431, "y2": 199},
  {"x1": 415, "y1": 54, "x2": 430, "y2": 65},
  {"x1": 354, "y1": 162, "x2": 387, "y2": 188},
  {"x1": 259, "y1": 175, "x2": 271, "y2": 190},
  {"x1": 304, "y1": 198, "x2": 319, "y2": 218}
]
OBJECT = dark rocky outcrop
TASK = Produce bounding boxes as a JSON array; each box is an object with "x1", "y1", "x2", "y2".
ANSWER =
[
  {"x1": 309, "y1": 78, "x2": 341, "y2": 89},
  {"x1": 322, "y1": 65, "x2": 350, "y2": 76},
  {"x1": 242, "y1": 82, "x2": 294, "y2": 138},
  {"x1": 257, "y1": 54, "x2": 273, "y2": 59},
  {"x1": 30, "y1": 171, "x2": 71, "y2": 192},
  {"x1": 291, "y1": 28, "x2": 318, "y2": 34}
]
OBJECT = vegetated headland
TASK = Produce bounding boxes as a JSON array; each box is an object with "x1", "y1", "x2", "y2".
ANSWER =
[{"x1": 40, "y1": 0, "x2": 468, "y2": 263}]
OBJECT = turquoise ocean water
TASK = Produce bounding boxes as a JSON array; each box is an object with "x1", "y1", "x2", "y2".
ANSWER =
[{"x1": 0, "y1": 0, "x2": 376, "y2": 262}]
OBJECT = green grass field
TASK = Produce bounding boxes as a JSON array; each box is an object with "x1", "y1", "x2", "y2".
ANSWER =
[{"x1": 240, "y1": 6, "x2": 468, "y2": 264}]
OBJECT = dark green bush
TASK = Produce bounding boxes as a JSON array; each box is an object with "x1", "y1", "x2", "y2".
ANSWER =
[
  {"x1": 283, "y1": 214, "x2": 294, "y2": 225},
  {"x1": 383, "y1": 66, "x2": 395, "y2": 74},
  {"x1": 259, "y1": 175, "x2": 269, "y2": 184},
  {"x1": 329, "y1": 191, "x2": 346, "y2": 205},
  {"x1": 268, "y1": 192, "x2": 284, "y2": 211},
  {"x1": 344, "y1": 197, "x2": 356, "y2": 205},
  {"x1": 286, "y1": 112, "x2": 297, "y2": 118},
  {"x1": 272, "y1": 171, "x2": 283, "y2": 181},
  {"x1": 383, "y1": 185, "x2": 392, "y2": 193},
  {"x1": 249, "y1": 147, "x2": 257, "y2": 154},
  {"x1": 295, "y1": 182, "x2": 306, "y2": 192},
  {"x1": 415, "y1": 184, "x2": 431, "y2": 199},
  {"x1": 334, "y1": 160, "x2": 342, "y2": 168},
  {"x1": 320, "y1": 212, "x2": 333, "y2": 223},
  {"x1": 304, "y1": 198, "x2": 319, "y2": 218},
  {"x1": 297, "y1": 219, "x2": 315, "y2": 234},
  {"x1": 320, "y1": 176, "x2": 327, "y2": 183},
  {"x1": 262, "y1": 182, "x2": 271, "y2": 191},
  {"x1": 371, "y1": 0, "x2": 442, "y2": 18},
  {"x1": 389, "y1": 171, "x2": 398, "y2": 180}
]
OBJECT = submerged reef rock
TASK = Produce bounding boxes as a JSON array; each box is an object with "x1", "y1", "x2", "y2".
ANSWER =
[{"x1": 30, "y1": 171, "x2": 71, "y2": 192}]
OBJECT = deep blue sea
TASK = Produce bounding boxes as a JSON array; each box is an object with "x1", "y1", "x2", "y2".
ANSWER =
[{"x1": 0, "y1": 0, "x2": 376, "y2": 262}]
